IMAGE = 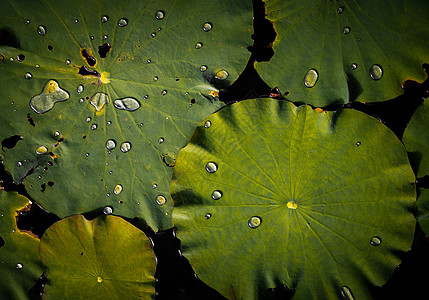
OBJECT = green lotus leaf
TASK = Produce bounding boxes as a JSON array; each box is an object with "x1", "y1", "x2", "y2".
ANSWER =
[
  {"x1": 0, "y1": 0, "x2": 253, "y2": 230},
  {"x1": 39, "y1": 214, "x2": 156, "y2": 299},
  {"x1": 0, "y1": 190, "x2": 43, "y2": 299},
  {"x1": 403, "y1": 100, "x2": 429, "y2": 234},
  {"x1": 255, "y1": 0, "x2": 429, "y2": 106},
  {"x1": 171, "y1": 98, "x2": 416, "y2": 299}
]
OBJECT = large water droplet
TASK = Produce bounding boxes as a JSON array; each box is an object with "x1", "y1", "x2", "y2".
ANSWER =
[
  {"x1": 304, "y1": 69, "x2": 319, "y2": 88},
  {"x1": 248, "y1": 216, "x2": 262, "y2": 229},
  {"x1": 101, "y1": 15, "x2": 109, "y2": 23},
  {"x1": 37, "y1": 25, "x2": 46, "y2": 36},
  {"x1": 90, "y1": 92, "x2": 109, "y2": 111},
  {"x1": 155, "y1": 10, "x2": 165, "y2": 20},
  {"x1": 195, "y1": 42, "x2": 203, "y2": 49},
  {"x1": 204, "y1": 120, "x2": 211, "y2": 128},
  {"x1": 369, "y1": 64, "x2": 383, "y2": 80},
  {"x1": 35, "y1": 146, "x2": 48, "y2": 155},
  {"x1": 113, "y1": 98, "x2": 141, "y2": 111},
  {"x1": 114, "y1": 184, "x2": 123, "y2": 195},
  {"x1": 205, "y1": 162, "x2": 218, "y2": 173},
  {"x1": 342, "y1": 27, "x2": 350, "y2": 35},
  {"x1": 30, "y1": 80, "x2": 70, "y2": 114},
  {"x1": 156, "y1": 195, "x2": 166, "y2": 205},
  {"x1": 77, "y1": 84, "x2": 84, "y2": 93},
  {"x1": 340, "y1": 286, "x2": 355, "y2": 300},
  {"x1": 370, "y1": 236, "x2": 382, "y2": 246},
  {"x1": 16, "y1": 263, "x2": 23, "y2": 269},
  {"x1": 118, "y1": 18, "x2": 128, "y2": 27},
  {"x1": 120, "y1": 142, "x2": 132, "y2": 153},
  {"x1": 103, "y1": 206, "x2": 113, "y2": 215},
  {"x1": 105, "y1": 139, "x2": 116, "y2": 150},
  {"x1": 24, "y1": 72, "x2": 32, "y2": 79},
  {"x1": 202, "y1": 22, "x2": 212, "y2": 32},
  {"x1": 211, "y1": 190, "x2": 222, "y2": 200},
  {"x1": 215, "y1": 70, "x2": 229, "y2": 80}
]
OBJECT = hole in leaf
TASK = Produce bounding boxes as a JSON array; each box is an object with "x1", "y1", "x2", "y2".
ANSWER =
[
  {"x1": 40, "y1": 183, "x2": 46, "y2": 192},
  {"x1": 78, "y1": 65, "x2": 100, "y2": 77},
  {"x1": 81, "y1": 48, "x2": 96, "y2": 66},
  {"x1": 98, "y1": 43, "x2": 111, "y2": 58},
  {"x1": 47, "y1": 45, "x2": 53, "y2": 51},
  {"x1": 27, "y1": 113, "x2": 36, "y2": 127},
  {"x1": 1, "y1": 135, "x2": 23, "y2": 151},
  {"x1": 0, "y1": 236, "x2": 5, "y2": 248}
]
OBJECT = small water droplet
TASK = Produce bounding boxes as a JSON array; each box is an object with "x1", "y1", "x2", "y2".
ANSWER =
[
  {"x1": 146, "y1": 59, "x2": 152, "y2": 64},
  {"x1": 340, "y1": 286, "x2": 355, "y2": 300},
  {"x1": 91, "y1": 124, "x2": 97, "y2": 130},
  {"x1": 114, "y1": 98, "x2": 141, "y2": 111},
  {"x1": 158, "y1": 137, "x2": 164, "y2": 143},
  {"x1": 204, "y1": 120, "x2": 212, "y2": 128},
  {"x1": 37, "y1": 25, "x2": 46, "y2": 36},
  {"x1": 211, "y1": 190, "x2": 222, "y2": 200},
  {"x1": 79, "y1": 98, "x2": 84, "y2": 103},
  {"x1": 155, "y1": 10, "x2": 165, "y2": 20},
  {"x1": 85, "y1": 153, "x2": 89, "y2": 157},
  {"x1": 16, "y1": 263, "x2": 23, "y2": 269},
  {"x1": 144, "y1": 95, "x2": 149, "y2": 99},
  {"x1": 205, "y1": 162, "x2": 218, "y2": 173},
  {"x1": 114, "y1": 184, "x2": 123, "y2": 195},
  {"x1": 139, "y1": 123, "x2": 143, "y2": 127},
  {"x1": 195, "y1": 42, "x2": 203, "y2": 49},
  {"x1": 337, "y1": 6, "x2": 344, "y2": 14},
  {"x1": 118, "y1": 18, "x2": 128, "y2": 27},
  {"x1": 151, "y1": 32, "x2": 156, "y2": 38},
  {"x1": 35, "y1": 146, "x2": 48, "y2": 155},
  {"x1": 106, "y1": 121, "x2": 112, "y2": 126},
  {"x1": 101, "y1": 15, "x2": 109, "y2": 23},
  {"x1": 35, "y1": 64, "x2": 40, "y2": 68},
  {"x1": 74, "y1": 19, "x2": 79, "y2": 24},
  {"x1": 370, "y1": 236, "x2": 381, "y2": 246},
  {"x1": 356, "y1": 141, "x2": 361, "y2": 146},
  {"x1": 215, "y1": 70, "x2": 229, "y2": 80},
  {"x1": 103, "y1": 35, "x2": 108, "y2": 40},
  {"x1": 108, "y1": 171, "x2": 113, "y2": 175},
  {"x1": 77, "y1": 84, "x2": 84, "y2": 93},
  {"x1": 90, "y1": 36, "x2": 94, "y2": 40},
  {"x1": 369, "y1": 64, "x2": 383, "y2": 80},
  {"x1": 153, "y1": 76, "x2": 158, "y2": 82},
  {"x1": 351, "y1": 63, "x2": 357, "y2": 70},
  {"x1": 103, "y1": 206, "x2": 113, "y2": 215},
  {"x1": 342, "y1": 26, "x2": 350, "y2": 35},
  {"x1": 17, "y1": 161, "x2": 23, "y2": 167},
  {"x1": 106, "y1": 193, "x2": 110, "y2": 197},
  {"x1": 38, "y1": 175, "x2": 42, "y2": 179},
  {"x1": 200, "y1": 65, "x2": 207, "y2": 72},
  {"x1": 85, "y1": 117, "x2": 91, "y2": 122},
  {"x1": 24, "y1": 72, "x2": 32, "y2": 79},
  {"x1": 17, "y1": 54, "x2": 25, "y2": 62},
  {"x1": 205, "y1": 213, "x2": 211, "y2": 219},
  {"x1": 202, "y1": 22, "x2": 212, "y2": 32},
  {"x1": 248, "y1": 216, "x2": 262, "y2": 229},
  {"x1": 25, "y1": 20, "x2": 30, "y2": 25},
  {"x1": 65, "y1": 59, "x2": 71, "y2": 65},
  {"x1": 156, "y1": 195, "x2": 166, "y2": 205},
  {"x1": 161, "y1": 90, "x2": 167, "y2": 95},
  {"x1": 120, "y1": 142, "x2": 132, "y2": 153},
  {"x1": 304, "y1": 69, "x2": 319, "y2": 88},
  {"x1": 152, "y1": 183, "x2": 157, "y2": 189}
]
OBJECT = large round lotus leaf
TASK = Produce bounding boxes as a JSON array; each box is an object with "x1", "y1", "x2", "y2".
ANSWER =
[
  {"x1": 171, "y1": 99, "x2": 416, "y2": 299},
  {"x1": 0, "y1": 190, "x2": 43, "y2": 299},
  {"x1": 39, "y1": 214, "x2": 156, "y2": 299},
  {"x1": 255, "y1": 0, "x2": 429, "y2": 106},
  {"x1": 403, "y1": 100, "x2": 429, "y2": 234},
  {"x1": 0, "y1": 0, "x2": 252, "y2": 231}
]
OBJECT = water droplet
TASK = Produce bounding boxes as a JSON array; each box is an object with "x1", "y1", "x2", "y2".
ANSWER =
[
  {"x1": 204, "y1": 120, "x2": 212, "y2": 128},
  {"x1": 139, "y1": 123, "x2": 143, "y2": 127},
  {"x1": 54, "y1": 131, "x2": 60, "y2": 137},
  {"x1": 90, "y1": 36, "x2": 94, "y2": 40},
  {"x1": 91, "y1": 124, "x2": 97, "y2": 130},
  {"x1": 85, "y1": 153, "x2": 89, "y2": 157},
  {"x1": 30, "y1": 80, "x2": 70, "y2": 114},
  {"x1": 108, "y1": 171, "x2": 113, "y2": 175},
  {"x1": 90, "y1": 92, "x2": 109, "y2": 111},
  {"x1": 153, "y1": 76, "x2": 158, "y2": 82},
  {"x1": 106, "y1": 193, "x2": 110, "y2": 197},
  {"x1": 16, "y1": 263, "x2": 23, "y2": 269},
  {"x1": 342, "y1": 26, "x2": 351, "y2": 35},
  {"x1": 340, "y1": 286, "x2": 355, "y2": 300},
  {"x1": 24, "y1": 72, "x2": 32, "y2": 80},
  {"x1": 35, "y1": 64, "x2": 40, "y2": 68},
  {"x1": 79, "y1": 98, "x2": 84, "y2": 103},
  {"x1": 152, "y1": 183, "x2": 157, "y2": 189},
  {"x1": 151, "y1": 32, "x2": 156, "y2": 38},
  {"x1": 202, "y1": 22, "x2": 212, "y2": 32},
  {"x1": 120, "y1": 142, "x2": 132, "y2": 153},
  {"x1": 103, "y1": 35, "x2": 108, "y2": 40},
  {"x1": 106, "y1": 121, "x2": 112, "y2": 126},
  {"x1": 105, "y1": 140, "x2": 116, "y2": 151},
  {"x1": 36, "y1": 146, "x2": 48, "y2": 155},
  {"x1": 200, "y1": 65, "x2": 207, "y2": 72},
  {"x1": 101, "y1": 15, "x2": 108, "y2": 23},
  {"x1": 248, "y1": 216, "x2": 262, "y2": 229},
  {"x1": 337, "y1": 6, "x2": 344, "y2": 14},
  {"x1": 158, "y1": 137, "x2": 164, "y2": 144},
  {"x1": 17, "y1": 161, "x2": 23, "y2": 167},
  {"x1": 147, "y1": 59, "x2": 151, "y2": 63},
  {"x1": 17, "y1": 54, "x2": 25, "y2": 62},
  {"x1": 205, "y1": 162, "x2": 218, "y2": 173},
  {"x1": 156, "y1": 195, "x2": 166, "y2": 205},
  {"x1": 195, "y1": 42, "x2": 203, "y2": 49},
  {"x1": 205, "y1": 213, "x2": 212, "y2": 219},
  {"x1": 370, "y1": 236, "x2": 382, "y2": 246},
  {"x1": 304, "y1": 69, "x2": 319, "y2": 88},
  {"x1": 215, "y1": 70, "x2": 229, "y2": 80},
  {"x1": 161, "y1": 90, "x2": 167, "y2": 95},
  {"x1": 211, "y1": 190, "x2": 222, "y2": 200},
  {"x1": 351, "y1": 63, "x2": 357, "y2": 70},
  {"x1": 369, "y1": 64, "x2": 383, "y2": 80},
  {"x1": 85, "y1": 117, "x2": 91, "y2": 122},
  {"x1": 38, "y1": 175, "x2": 42, "y2": 179},
  {"x1": 74, "y1": 19, "x2": 79, "y2": 24},
  {"x1": 97, "y1": 276, "x2": 103, "y2": 283},
  {"x1": 155, "y1": 10, "x2": 165, "y2": 20},
  {"x1": 114, "y1": 184, "x2": 123, "y2": 195},
  {"x1": 65, "y1": 59, "x2": 71, "y2": 65},
  {"x1": 37, "y1": 25, "x2": 46, "y2": 36},
  {"x1": 25, "y1": 20, "x2": 30, "y2": 25},
  {"x1": 77, "y1": 84, "x2": 84, "y2": 93},
  {"x1": 114, "y1": 98, "x2": 141, "y2": 111},
  {"x1": 103, "y1": 206, "x2": 113, "y2": 215},
  {"x1": 287, "y1": 200, "x2": 298, "y2": 209},
  {"x1": 356, "y1": 141, "x2": 361, "y2": 146},
  {"x1": 118, "y1": 18, "x2": 128, "y2": 27}
]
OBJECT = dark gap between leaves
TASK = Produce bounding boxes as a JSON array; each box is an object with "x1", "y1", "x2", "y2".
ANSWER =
[{"x1": 16, "y1": 201, "x2": 60, "y2": 239}]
